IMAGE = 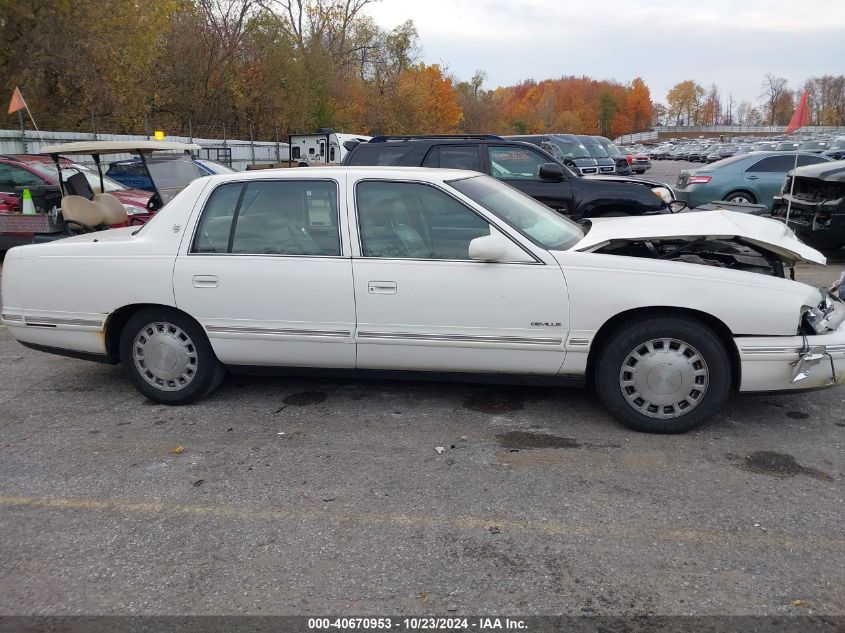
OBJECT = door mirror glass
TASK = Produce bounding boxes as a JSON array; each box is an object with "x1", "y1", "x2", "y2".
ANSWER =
[
  {"x1": 669, "y1": 200, "x2": 688, "y2": 213},
  {"x1": 538, "y1": 162, "x2": 565, "y2": 181}
]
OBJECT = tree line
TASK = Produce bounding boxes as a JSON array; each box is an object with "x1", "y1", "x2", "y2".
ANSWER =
[
  {"x1": 661, "y1": 74, "x2": 845, "y2": 127},
  {"x1": 0, "y1": 0, "x2": 653, "y2": 140}
]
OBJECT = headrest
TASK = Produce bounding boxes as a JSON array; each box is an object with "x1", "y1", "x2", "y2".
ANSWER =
[{"x1": 65, "y1": 171, "x2": 94, "y2": 200}]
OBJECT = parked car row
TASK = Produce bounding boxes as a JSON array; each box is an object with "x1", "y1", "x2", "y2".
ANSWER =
[
  {"x1": 647, "y1": 134, "x2": 845, "y2": 163},
  {"x1": 674, "y1": 151, "x2": 833, "y2": 211},
  {"x1": 343, "y1": 135, "x2": 674, "y2": 220},
  {"x1": 502, "y1": 134, "x2": 634, "y2": 176}
]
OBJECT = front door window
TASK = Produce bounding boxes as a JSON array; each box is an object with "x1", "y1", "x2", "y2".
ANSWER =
[
  {"x1": 488, "y1": 145, "x2": 550, "y2": 180},
  {"x1": 356, "y1": 181, "x2": 491, "y2": 260}
]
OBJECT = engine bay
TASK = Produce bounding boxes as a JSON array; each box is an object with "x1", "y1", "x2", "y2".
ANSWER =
[{"x1": 595, "y1": 238, "x2": 788, "y2": 277}]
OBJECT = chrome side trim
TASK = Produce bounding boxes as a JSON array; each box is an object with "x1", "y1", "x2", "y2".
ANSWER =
[
  {"x1": 24, "y1": 316, "x2": 103, "y2": 328},
  {"x1": 741, "y1": 344, "x2": 845, "y2": 355},
  {"x1": 1, "y1": 313, "x2": 23, "y2": 322},
  {"x1": 567, "y1": 338, "x2": 590, "y2": 346},
  {"x1": 206, "y1": 325, "x2": 351, "y2": 338},
  {"x1": 357, "y1": 331, "x2": 562, "y2": 346}
]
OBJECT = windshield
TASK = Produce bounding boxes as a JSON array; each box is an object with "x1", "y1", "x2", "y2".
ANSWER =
[
  {"x1": 597, "y1": 139, "x2": 623, "y2": 158},
  {"x1": 145, "y1": 155, "x2": 203, "y2": 203},
  {"x1": 548, "y1": 137, "x2": 591, "y2": 159},
  {"x1": 583, "y1": 142, "x2": 610, "y2": 158},
  {"x1": 449, "y1": 175, "x2": 584, "y2": 250}
]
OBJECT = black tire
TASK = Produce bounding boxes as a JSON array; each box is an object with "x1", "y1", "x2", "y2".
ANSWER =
[
  {"x1": 119, "y1": 307, "x2": 225, "y2": 405},
  {"x1": 594, "y1": 315, "x2": 731, "y2": 433},
  {"x1": 723, "y1": 190, "x2": 756, "y2": 204}
]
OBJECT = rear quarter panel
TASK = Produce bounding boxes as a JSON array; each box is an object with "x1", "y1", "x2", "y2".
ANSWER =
[{"x1": 1, "y1": 179, "x2": 210, "y2": 352}]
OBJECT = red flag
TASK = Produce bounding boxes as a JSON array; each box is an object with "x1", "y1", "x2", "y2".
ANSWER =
[
  {"x1": 7, "y1": 87, "x2": 25, "y2": 115},
  {"x1": 785, "y1": 90, "x2": 810, "y2": 135}
]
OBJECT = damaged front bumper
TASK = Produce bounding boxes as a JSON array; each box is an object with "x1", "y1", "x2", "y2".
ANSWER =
[
  {"x1": 771, "y1": 193, "x2": 845, "y2": 248},
  {"x1": 736, "y1": 298, "x2": 845, "y2": 392}
]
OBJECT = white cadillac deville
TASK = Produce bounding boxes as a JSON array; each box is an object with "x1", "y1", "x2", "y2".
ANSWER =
[{"x1": 3, "y1": 167, "x2": 845, "y2": 433}]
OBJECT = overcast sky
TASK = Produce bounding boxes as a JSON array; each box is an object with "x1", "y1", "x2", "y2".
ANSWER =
[{"x1": 367, "y1": 0, "x2": 845, "y2": 105}]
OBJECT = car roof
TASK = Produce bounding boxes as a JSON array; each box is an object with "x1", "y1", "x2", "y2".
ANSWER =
[
  {"x1": 0, "y1": 153, "x2": 64, "y2": 164},
  {"x1": 699, "y1": 151, "x2": 831, "y2": 169},
  {"x1": 200, "y1": 165, "x2": 483, "y2": 183}
]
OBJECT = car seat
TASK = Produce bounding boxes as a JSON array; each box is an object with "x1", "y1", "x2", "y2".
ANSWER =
[{"x1": 360, "y1": 197, "x2": 429, "y2": 258}]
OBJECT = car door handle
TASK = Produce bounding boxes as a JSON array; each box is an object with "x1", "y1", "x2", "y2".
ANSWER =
[
  {"x1": 192, "y1": 274, "x2": 218, "y2": 288},
  {"x1": 368, "y1": 281, "x2": 397, "y2": 294},
  {"x1": 746, "y1": 175, "x2": 759, "y2": 180}
]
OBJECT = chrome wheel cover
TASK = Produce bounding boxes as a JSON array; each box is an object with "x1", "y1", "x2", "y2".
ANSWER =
[
  {"x1": 133, "y1": 322, "x2": 198, "y2": 392},
  {"x1": 727, "y1": 194, "x2": 751, "y2": 203},
  {"x1": 619, "y1": 338, "x2": 708, "y2": 419}
]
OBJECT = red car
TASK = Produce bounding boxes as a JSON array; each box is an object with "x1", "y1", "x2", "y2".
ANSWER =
[{"x1": 0, "y1": 154, "x2": 153, "y2": 250}]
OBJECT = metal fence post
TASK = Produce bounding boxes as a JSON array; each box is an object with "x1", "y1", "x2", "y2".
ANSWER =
[
  {"x1": 249, "y1": 122, "x2": 256, "y2": 165},
  {"x1": 18, "y1": 110, "x2": 27, "y2": 153}
]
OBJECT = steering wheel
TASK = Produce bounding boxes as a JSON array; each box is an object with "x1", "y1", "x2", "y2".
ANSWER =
[{"x1": 65, "y1": 219, "x2": 99, "y2": 234}]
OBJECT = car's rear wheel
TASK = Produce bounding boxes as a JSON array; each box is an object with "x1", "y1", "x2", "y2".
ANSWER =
[
  {"x1": 724, "y1": 190, "x2": 756, "y2": 204},
  {"x1": 119, "y1": 307, "x2": 224, "y2": 405},
  {"x1": 594, "y1": 316, "x2": 731, "y2": 433}
]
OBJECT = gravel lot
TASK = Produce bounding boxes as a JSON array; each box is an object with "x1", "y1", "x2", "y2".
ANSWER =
[{"x1": 0, "y1": 165, "x2": 843, "y2": 618}]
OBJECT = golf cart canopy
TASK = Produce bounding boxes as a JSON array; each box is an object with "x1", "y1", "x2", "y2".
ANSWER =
[
  {"x1": 41, "y1": 141, "x2": 203, "y2": 207},
  {"x1": 40, "y1": 141, "x2": 201, "y2": 155}
]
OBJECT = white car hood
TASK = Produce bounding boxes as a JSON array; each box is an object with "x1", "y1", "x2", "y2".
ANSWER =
[{"x1": 570, "y1": 210, "x2": 826, "y2": 265}]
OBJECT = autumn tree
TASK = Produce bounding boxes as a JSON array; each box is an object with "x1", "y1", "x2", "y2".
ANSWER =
[
  {"x1": 666, "y1": 80, "x2": 705, "y2": 125},
  {"x1": 623, "y1": 77, "x2": 653, "y2": 132},
  {"x1": 701, "y1": 84, "x2": 720, "y2": 125},
  {"x1": 761, "y1": 74, "x2": 788, "y2": 125},
  {"x1": 804, "y1": 75, "x2": 845, "y2": 125}
]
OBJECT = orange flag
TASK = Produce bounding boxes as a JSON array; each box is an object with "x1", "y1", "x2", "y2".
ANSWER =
[
  {"x1": 7, "y1": 87, "x2": 25, "y2": 114},
  {"x1": 785, "y1": 90, "x2": 810, "y2": 135}
]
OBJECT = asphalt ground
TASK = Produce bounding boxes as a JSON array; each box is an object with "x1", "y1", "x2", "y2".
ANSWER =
[{"x1": 0, "y1": 165, "x2": 842, "y2": 619}]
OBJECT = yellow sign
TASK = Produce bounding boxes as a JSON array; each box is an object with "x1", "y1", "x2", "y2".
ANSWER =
[{"x1": 153, "y1": 130, "x2": 165, "y2": 141}]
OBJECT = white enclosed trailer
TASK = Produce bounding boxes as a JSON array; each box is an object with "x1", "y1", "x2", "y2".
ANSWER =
[{"x1": 288, "y1": 129, "x2": 371, "y2": 165}]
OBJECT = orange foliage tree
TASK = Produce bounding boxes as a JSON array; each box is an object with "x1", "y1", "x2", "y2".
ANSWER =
[{"x1": 468, "y1": 75, "x2": 654, "y2": 138}]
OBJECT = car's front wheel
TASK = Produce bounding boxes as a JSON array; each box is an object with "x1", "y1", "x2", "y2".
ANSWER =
[
  {"x1": 119, "y1": 307, "x2": 225, "y2": 405},
  {"x1": 594, "y1": 316, "x2": 731, "y2": 433}
]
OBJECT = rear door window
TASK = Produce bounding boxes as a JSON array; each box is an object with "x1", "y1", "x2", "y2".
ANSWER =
[
  {"x1": 345, "y1": 144, "x2": 412, "y2": 166},
  {"x1": 193, "y1": 180, "x2": 340, "y2": 256},
  {"x1": 422, "y1": 145, "x2": 482, "y2": 170},
  {"x1": 746, "y1": 156, "x2": 798, "y2": 172}
]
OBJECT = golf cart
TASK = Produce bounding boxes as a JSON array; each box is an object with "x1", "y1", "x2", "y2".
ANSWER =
[{"x1": 0, "y1": 141, "x2": 202, "y2": 245}]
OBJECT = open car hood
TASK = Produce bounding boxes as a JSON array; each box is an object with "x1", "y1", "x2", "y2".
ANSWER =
[{"x1": 570, "y1": 209, "x2": 826, "y2": 265}]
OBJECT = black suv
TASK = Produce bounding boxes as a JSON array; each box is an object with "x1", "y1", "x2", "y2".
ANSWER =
[{"x1": 343, "y1": 135, "x2": 672, "y2": 220}]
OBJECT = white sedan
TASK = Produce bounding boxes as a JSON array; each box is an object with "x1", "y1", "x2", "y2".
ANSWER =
[{"x1": 3, "y1": 167, "x2": 845, "y2": 433}]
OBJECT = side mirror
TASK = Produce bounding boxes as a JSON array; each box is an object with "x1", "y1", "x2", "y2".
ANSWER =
[
  {"x1": 539, "y1": 162, "x2": 565, "y2": 181},
  {"x1": 469, "y1": 233, "x2": 508, "y2": 262},
  {"x1": 669, "y1": 200, "x2": 688, "y2": 213}
]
